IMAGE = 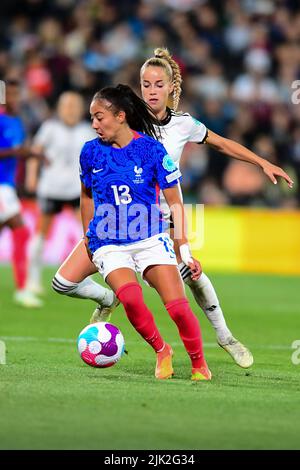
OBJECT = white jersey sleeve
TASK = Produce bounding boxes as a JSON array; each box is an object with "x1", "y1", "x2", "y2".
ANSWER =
[
  {"x1": 156, "y1": 111, "x2": 208, "y2": 169},
  {"x1": 183, "y1": 114, "x2": 208, "y2": 144},
  {"x1": 33, "y1": 120, "x2": 53, "y2": 147},
  {"x1": 156, "y1": 110, "x2": 207, "y2": 222}
]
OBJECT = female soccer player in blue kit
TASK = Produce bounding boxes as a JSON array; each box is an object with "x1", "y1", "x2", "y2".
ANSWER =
[
  {"x1": 77, "y1": 83, "x2": 211, "y2": 381},
  {"x1": 0, "y1": 79, "x2": 43, "y2": 307},
  {"x1": 53, "y1": 49, "x2": 293, "y2": 371}
]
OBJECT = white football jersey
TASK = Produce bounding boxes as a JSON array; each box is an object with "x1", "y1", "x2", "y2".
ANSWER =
[
  {"x1": 34, "y1": 119, "x2": 96, "y2": 200},
  {"x1": 155, "y1": 109, "x2": 208, "y2": 218}
]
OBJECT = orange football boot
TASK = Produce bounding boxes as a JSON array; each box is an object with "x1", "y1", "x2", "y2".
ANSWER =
[
  {"x1": 191, "y1": 362, "x2": 212, "y2": 381},
  {"x1": 155, "y1": 343, "x2": 174, "y2": 379}
]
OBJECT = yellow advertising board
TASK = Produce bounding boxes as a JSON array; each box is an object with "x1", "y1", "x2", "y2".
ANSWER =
[{"x1": 188, "y1": 207, "x2": 300, "y2": 275}]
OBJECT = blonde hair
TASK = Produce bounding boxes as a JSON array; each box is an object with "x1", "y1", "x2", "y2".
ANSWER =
[{"x1": 141, "y1": 48, "x2": 182, "y2": 111}]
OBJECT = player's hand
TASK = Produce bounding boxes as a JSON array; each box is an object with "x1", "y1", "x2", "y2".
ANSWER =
[
  {"x1": 262, "y1": 162, "x2": 294, "y2": 188},
  {"x1": 30, "y1": 150, "x2": 50, "y2": 166},
  {"x1": 179, "y1": 243, "x2": 202, "y2": 280},
  {"x1": 13, "y1": 145, "x2": 33, "y2": 159},
  {"x1": 188, "y1": 257, "x2": 202, "y2": 281},
  {"x1": 25, "y1": 178, "x2": 37, "y2": 194},
  {"x1": 13, "y1": 146, "x2": 49, "y2": 165}
]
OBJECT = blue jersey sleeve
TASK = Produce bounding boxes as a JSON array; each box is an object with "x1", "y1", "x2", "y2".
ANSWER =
[
  {"x1": 154, "y1": 141, "x2": 181, "y2": 190},
  {"x1": 0, "y1": 114, "x2": 26, "y2": 149},
  {"x1": 79, "y1": 142, "x2": 92, "y2": 189}
]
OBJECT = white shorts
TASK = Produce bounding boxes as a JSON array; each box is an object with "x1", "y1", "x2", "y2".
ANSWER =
[
  {"x1": 92, "y1": 233, "x2": 178, "y2": 283},
  {"x1": 0, "y1": 185, "x2": 21, "y2": 223}
]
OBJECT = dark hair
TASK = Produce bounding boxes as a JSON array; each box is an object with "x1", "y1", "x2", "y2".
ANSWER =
[{"x1": 92, "y1": 84, "x2": 161, "y2": 140}]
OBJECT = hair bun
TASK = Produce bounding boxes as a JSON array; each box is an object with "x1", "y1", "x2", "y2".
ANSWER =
[{"x1": 154, "y1": 47, "x2": 169, "y2": 59}]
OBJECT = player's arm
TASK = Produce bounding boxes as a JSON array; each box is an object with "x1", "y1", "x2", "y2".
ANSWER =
[
  {"x1": 163, "y1": 185, "x2": 201, "y2": 280},
  {"x1": 0, "y1": 145, "x2": 47, "y2": 161},
  {"x1": 205, "y1": 130, "x2": 294, "y2": 188},
  {"x1": 80, "y1": 182, "x2": 94, "y2": 234},
  {"x1": 80, "y1": 182, "x2": 94, "y2": 257},
  {"x1": 25, "y1": 144, "x2": 43, "y2": 194},
  {"x1": 0, "y1": 146, "x2": 30, "y2": 159}
]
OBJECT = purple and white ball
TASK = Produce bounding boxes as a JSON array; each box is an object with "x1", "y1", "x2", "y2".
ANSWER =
[{"x1": 77, "y1": 322, "x2": 125, "y2": 368}]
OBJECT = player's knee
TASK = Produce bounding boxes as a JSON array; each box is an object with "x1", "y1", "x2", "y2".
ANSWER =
[
  {"x1": 165, "y1": 298, "x2": 190, "y2": 321},
  {"x1": 120, "y1": 295, "x2": 142, "y2": 312},
  {"x1": 51, "y1": 274, "x2": 77, "y2": 296},
  {"x1": 116, "y1": 282, "x2": 143, "y2": 311}
]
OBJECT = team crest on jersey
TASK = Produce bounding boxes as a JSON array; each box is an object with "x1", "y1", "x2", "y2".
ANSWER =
[
  {"x1": 133, "y1": 165, "x2": 144, "y2": 184},
  {"x1": 162, "y1": 154, "x2": 177, "y2": 172}
]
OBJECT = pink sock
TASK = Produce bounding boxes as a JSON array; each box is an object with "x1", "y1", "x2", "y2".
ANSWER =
[
  {"x1": 116, "y1": 282, "x2": 164, "y2": 352},
  {"x1": 166, "y1": 298, "x2": 205, "y2": 368},
  {"x1": 11, "y1": 225, "x2": 30, "y2": 290}
]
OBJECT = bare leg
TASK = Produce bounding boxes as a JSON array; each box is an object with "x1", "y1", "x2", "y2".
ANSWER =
[
  {"x1": 143, "y1": 264, "x2": 185, "y2": 303},
  {"x1": 52, "y1": 239, "x2": 115, "y2": 310},
  {"x1": 5, "y1": 213, "x2": 24, "y2": 230},
  {"x1": 59, "y1": 238, "x2": 97, "y2": 282},
  {"x1": 106, "y1": 267, "x2": 138, "y2": 291},
  {"x1": 5, "y1": 213, "x2": 42, "y2": 307},
  {"x1": 170, "y1": 229, "x2": 253, "y2": 368},
  {"x1": 144, "y1": 264, "x2": 210, "y2": 379},
  {"x1": 170, "y1": 227, "x2": 233, "y2": 343},
  {"x1": 106, "y1": 268, "x2": 171, "y2": 377},
  {"x1": 27, "y1": 212, "x2": 54, "y2": 291}
]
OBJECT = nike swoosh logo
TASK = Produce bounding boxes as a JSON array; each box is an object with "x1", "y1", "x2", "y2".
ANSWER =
[{"x1": 92, "y1": 168, "x2": 104, "y2": 173}]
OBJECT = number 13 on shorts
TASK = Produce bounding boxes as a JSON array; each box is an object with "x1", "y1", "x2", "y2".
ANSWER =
[{"x1": 158, "y1": 235, "x2": 176, "y2": 258}]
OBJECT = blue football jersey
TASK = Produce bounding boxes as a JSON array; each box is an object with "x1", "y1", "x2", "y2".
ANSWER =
[
  {"x1": 0, "y1": 113, "x2": 26, "y2": 187},
  {"x1": 80, "y1": 131, "x2": 181, "y2": 253}
]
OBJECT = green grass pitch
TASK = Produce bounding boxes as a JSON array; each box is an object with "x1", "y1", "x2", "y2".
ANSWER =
[{"x1": 0, "y1": 266, "x2": 299, "y2": 450}]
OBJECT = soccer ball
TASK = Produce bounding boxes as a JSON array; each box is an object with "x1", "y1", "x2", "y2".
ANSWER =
[{"x1": 77, "y1": 322, "x2": 125, "y2": 368}]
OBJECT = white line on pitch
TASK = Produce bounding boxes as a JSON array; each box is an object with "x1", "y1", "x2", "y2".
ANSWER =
[{"x1": 0, "y1": 336, "x2": 293, "y2": 350}]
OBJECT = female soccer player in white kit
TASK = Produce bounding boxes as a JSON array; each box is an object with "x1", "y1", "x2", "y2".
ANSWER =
[
  {"x1": 26, "y1": 92, "x2": 96, "y2": 293},
  {"x1": 52, "y1": 50, "x2": 293, "y2": 370}
]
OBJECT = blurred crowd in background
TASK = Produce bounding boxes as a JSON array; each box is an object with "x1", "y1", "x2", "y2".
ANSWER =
[{"x1": 1, "y1": 0, "x2": 300, "y2": 207}]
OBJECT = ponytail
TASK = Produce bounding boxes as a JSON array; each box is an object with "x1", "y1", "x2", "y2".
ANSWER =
[{"x1": 93, "y1": 84, "x2": 160, "y2": 139}]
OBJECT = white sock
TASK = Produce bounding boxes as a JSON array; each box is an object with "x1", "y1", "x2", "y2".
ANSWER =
[
  {"x1": 28, "y1": 233, "x2": 44, "y2": 285},
  {"x1": 179, "y1": 264, "x2": 232, "y2": 344},
  {"x1": 52, "y1": 272, "x2": 114, "y2": 307}
]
